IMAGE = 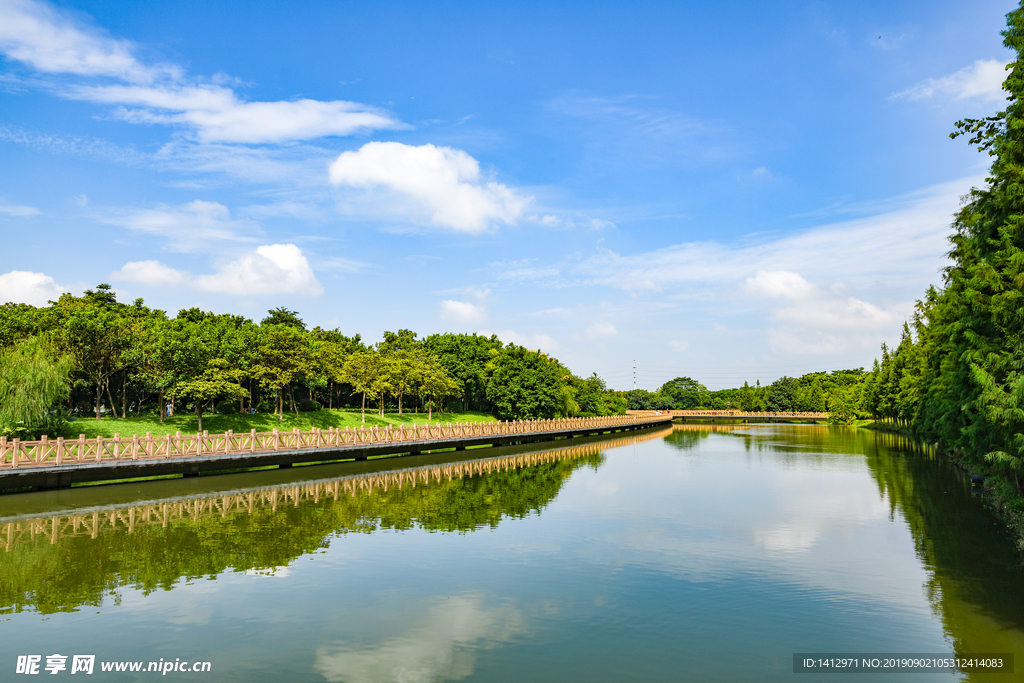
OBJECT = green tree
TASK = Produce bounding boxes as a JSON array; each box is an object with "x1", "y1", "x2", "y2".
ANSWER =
[
  {"x1": 416, "y1": 356, "x2": 460, "y2": 420},
  {"x1": 658, "y1": 376, "x2": 707, "y2": 409},
  {"x1": 0, "y1": 335, "x2": 75, "y2": 437},
  {"x1": 171, "y1": 359, "x2": 247, "y2": 432},
  {"x1": 341, "y1": 350, "x2": 382, "y2": 422},
  {"x1": 485, "y1": 345, "x2": 562, "y2": 420},
  {"x1": 261, "y1": 307, "x2": 306, "y2": 330},
  {"x1": 253, "y1": 325, "x2": 312, "y2": 421},
  {"x1": 54, "y1": 285, "x2": 131, "y2": 419}
]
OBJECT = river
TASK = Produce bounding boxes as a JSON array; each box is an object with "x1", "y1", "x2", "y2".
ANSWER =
[{"x1": 1, "y1": 424, "x2": 1021, "y2": 681}]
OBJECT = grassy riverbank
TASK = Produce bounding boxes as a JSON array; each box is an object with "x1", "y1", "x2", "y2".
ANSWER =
[{"x1": 62, "y1": 409, "x2": 498, "y2": 439}]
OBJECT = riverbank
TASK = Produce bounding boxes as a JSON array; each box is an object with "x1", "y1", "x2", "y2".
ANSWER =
[
  {"x1": 862, "y1": 419, "x2": 1024, "y2": 552},
  {"x1": 61, "y1": 409, "x2": 498, "y2": 439}
]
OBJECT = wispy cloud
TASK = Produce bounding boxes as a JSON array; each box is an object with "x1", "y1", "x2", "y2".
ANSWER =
[
  {"x1": 101, "y1": 200, "x2": 258, "y2": 253},
  {"x1": 0, "y1": 0, "x2": 405, "y2": 144},
  {"x1": 0, "y1": 124, "x2": 147, "y2": 165},
  {"x1": 0, "y1": 202, "x2": 40, "y2": 216},
  {"x1": 0, "y1": 0, "x2": 179, "y2": 82},
  {"x1": 893, "y1": 59, "x2": 1008, "y2": 102},
  {"x1": 573, "y1": 178, "x2": 971, "y2": 295}
]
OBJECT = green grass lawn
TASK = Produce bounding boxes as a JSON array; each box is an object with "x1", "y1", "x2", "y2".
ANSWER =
[{"x1": 64, "y1": 409, "x2": 498, "y2": 439}]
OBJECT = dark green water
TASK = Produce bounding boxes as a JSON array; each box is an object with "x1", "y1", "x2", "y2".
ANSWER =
[{"x1": 1, "y1": 425, "x2": 1022, "y2": 682}]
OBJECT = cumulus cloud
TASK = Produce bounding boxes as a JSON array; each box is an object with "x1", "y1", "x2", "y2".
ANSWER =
[
  {"x1": 585, "y1": 322, "x2": 617, "y2": 338},
  {"x1": 329, "y1": 142, "x2": 530, "y2": 233},
  {"x1": 110, "y1": 260, "x2": 190, "y2": 287},
  {"x1": 439, "y1": 299, "x2": 488, "y2": 325},
  {"x1": 0, "y1": 0, "x2": 403, "y2": 144},
  {"x1": 112, "y1": 244, "x2": 323, "y2": 296},
  {"x1": 102, "y1": 200, "x2": 256, "y2": 253},
  {"x1": 893, "y1": 59, "x2": 1008, "y2": 102},
  {"x1": 0, "y1": 202, "x2": 40, "y2": 216},
  {"x1": 745, "y1": 270, "x2": 814, "y2": 300},
  {"x1": 0, "y1": 269, "x2": 64, "y2": 305}
]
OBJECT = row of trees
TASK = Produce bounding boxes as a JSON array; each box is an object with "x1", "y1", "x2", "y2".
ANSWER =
[
  {"x1": 625, "y1": 370, "x2": 866, "y2": 418},
  {"x1": 0, "y1": 287, "x2": 628, "y2": 436},
  {"x1": 844, "y1": 3, "x2": 1024, "y2": 495}
]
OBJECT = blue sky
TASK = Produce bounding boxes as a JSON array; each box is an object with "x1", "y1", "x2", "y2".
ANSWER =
[{"x1": 0, "y1": 0, "x2": 1014, "y2": 389}]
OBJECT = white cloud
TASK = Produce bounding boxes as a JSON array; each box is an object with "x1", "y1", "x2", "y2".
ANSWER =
[
  {"x1": 195, "y1": 244, "x2": 322, "y2": 296},
  {"x1": 585, "y1": 322, "x2": 617, "y2": 338},
  {"x1": 563, "y1": 177, "x2": 975, "y2": 359},
  {"x1": 0, "y1": 269, "x2": 64, "y2": 305},
  {"x1": 329, "y1": 142, "x2": 530, "y2": 233},
  {"x1": 439, "y1": 299, "x2": 488, "y2": 325},
  {"x1": 0, "y1": 0, "x2": 178, "y2": 82},
  {"x1": 73, "y1": 84, "x2": 403, "y2": 144},
  {"x1": 745, "y1": 270, "x2": 814, "y2": 299},
  {"x1": 490, "y1": 329, "x2": 558, "y2": 352},
  {"x1": 668, "y1": 339, "x2": 689, "y2": 352},
  {"x1": 112, "y1": 244, "x2": 323, "y2": 296},
  {"x1": 315, "y1": 594, "x2": 524, "y2": 683},
  {"x1": 577, "y1": 178, "x2": 971, "y2": 295},
  {"x1": 110, "y1": 260, "x2": 190, "y2": 287},
  {"x1": 0, "y1": 0, "x2": 403, "y2": 144},
  {"x1": 745, "y1": 271, "x2": 905, "y2": 355},
  {"x1": 103, "y1": 200, "x2": 256, "y2": 253},
  {"x1": 0, "y1": 202, "x2": 40, "y2": 216},
  {"x1": 893, "y1": 59, "x2": 1008, "y2": 102}
]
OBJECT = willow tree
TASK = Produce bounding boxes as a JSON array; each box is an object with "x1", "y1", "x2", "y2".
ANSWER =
[{"x1": 0, "y1": 335, "x2": 74, "y2": 437}]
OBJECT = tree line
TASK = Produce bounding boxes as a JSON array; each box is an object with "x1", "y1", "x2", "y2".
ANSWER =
[
  {"x1": 847, "y1": 4, "x2": 1024, "y2": 497},
  {"x1": 0, "y1": 286, "x2": 627, "y2": 437},
  {"x1": 625, "y1": 370, "x2": 866, "y2": 419}
]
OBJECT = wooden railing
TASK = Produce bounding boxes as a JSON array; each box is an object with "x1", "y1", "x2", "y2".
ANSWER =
[
  {"x1": 0, "y1": 414, "x2": 669, "y2": 470},
  {"x1": 627, "y1": 410, "x2": 830, "y2": 418},
  {"x1": 0, "y1": 426, "x2": 672, "y2": 551}
]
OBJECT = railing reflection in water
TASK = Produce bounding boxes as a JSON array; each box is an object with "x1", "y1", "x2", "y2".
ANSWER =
[{"x1": 1, "y1": 426, "x2": 671, "y2": 552}]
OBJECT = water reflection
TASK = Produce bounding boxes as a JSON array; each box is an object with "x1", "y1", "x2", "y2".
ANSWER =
[
  {"x1": 0, "y1": 429, "x2": 667, "y2": 615},
  {"x1": 2, "y1": 423, "x2": 1022, "y2": 682},
  {"x1": 659, "y1": 424, "x2": 1024, "y2": 680},
  {"x1": 315, "y1": 593, "x2": 525, "y2": 683}
]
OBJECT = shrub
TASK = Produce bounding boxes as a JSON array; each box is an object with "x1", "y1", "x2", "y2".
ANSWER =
[
  {"x1": 215, "y1": 402, "x2": 239, "y2": 415},
  {"x1": 255, "y1": 400, "x2": 276, "y2": 413},
  {"x1": 297, "y1": 399, "x2": 321, "y2": 412}
]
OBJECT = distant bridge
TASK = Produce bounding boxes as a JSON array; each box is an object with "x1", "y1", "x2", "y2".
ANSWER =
[{"x1": 626, "y1": 410, "x2": 830, "y2": 423}]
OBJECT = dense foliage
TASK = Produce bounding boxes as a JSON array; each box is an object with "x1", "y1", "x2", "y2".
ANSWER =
[
  {"x1": 851, "y1": 4, "x2": 1024, "y2": 497},
  {"x1": 626, "y1": 370, "x2": 864, "y2": 418},
  {"x1": 0, "y1": 291, "x2": 625, "y2": 435}
]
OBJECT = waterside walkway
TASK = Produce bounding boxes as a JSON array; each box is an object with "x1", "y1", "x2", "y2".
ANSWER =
[{"x1": 0, "y1": 414, "x2": 673, "y2": 491}]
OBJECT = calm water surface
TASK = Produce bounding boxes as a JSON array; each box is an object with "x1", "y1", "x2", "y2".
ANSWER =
[{"x1": 2, "y1": 424, "x2": 1023, "y2": 682}]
